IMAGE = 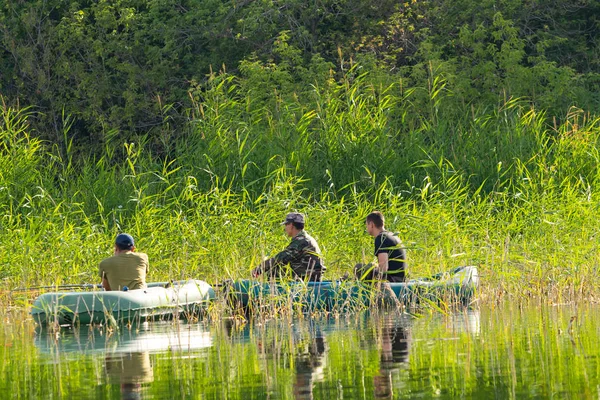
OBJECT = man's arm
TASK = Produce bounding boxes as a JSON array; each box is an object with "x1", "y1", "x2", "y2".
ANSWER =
[
  {"x1": 273, "y1": 240, "x2": 303, "y2": 265},
  {"x1": 101, "y1": 274, "x2": 112, "y2": 291},
  {"x1": 252, "y1": 240, "x2": 302, "y2": 277},
  {"x1": 99, "y1": 263, "x2": 110, "y2": 290},
  {"x1": 252, "y1": 258, "x2": 276, "y2": 277},
  {"x1": 375, "y1": 252, "x2": 389, "y2": 279}
]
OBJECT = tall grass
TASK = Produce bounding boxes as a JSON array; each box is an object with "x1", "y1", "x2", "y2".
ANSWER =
[{"x1": 1, "y1": 66, "x2": 600, "y2": 304}]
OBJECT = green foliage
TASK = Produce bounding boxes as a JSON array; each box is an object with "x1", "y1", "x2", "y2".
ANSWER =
[
  {"x1": 361, "y1": 0, "x2": 599, "y2": 112},
  {"x1": 1, "y1": 1, "x2": 600, "y2": 299},
  {"x1": 1, "y1": 0, "x2": 598, "y2": 142},
  {"x1": 0, "y1": 102, "x2": 43, "y2": 214},
  {"x1": 0, "y1": 0, "x2": 235, "y2": 138},
  {"x1": 2, "y1": 100, "x2": 600, "y2": 302}
]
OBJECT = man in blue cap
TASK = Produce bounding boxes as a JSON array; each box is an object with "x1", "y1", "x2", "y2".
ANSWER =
[
  {"x1": 252, "y1": 212, "x2": 326, "y2": 281},
  {"x1": 99, "y1": 233, "x2": 149, "y2": 291}
]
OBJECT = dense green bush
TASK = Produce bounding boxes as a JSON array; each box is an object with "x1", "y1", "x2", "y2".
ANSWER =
[{"x1": 0, "y1": 0, "x2": 598, "y2": 144}]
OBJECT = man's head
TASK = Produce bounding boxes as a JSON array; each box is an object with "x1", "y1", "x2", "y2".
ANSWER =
[
  {"x1": 366, "y1": 211, "x2": 385, "y2": 236},
  {"x1": 282, "y1": 212, "x2": 305, "y2": 236},
  {"x1": 115, "y1": 233, "x2": 135, "y2": 251}
]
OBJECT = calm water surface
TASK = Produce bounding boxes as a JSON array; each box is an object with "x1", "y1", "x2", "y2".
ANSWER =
[{"x1": 1, "y1": 304, "x2": 597, "y2": 399}]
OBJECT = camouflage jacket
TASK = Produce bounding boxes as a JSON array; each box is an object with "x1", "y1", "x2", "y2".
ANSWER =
[{"x1": 260, "y1": 230, "x2": 325, "y2": 279}]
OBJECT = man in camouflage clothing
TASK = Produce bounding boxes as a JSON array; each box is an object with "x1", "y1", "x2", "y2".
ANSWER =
[{"x1": 252, "y1": 212, "x2": 326, "y2": 281}]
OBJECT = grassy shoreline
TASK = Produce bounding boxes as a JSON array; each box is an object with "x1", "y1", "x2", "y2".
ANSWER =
[
  {"x1": 3, "y1": 177, "x2": 599, "y2": 305},
  {"x1": 2, "y1": 88, "x2": 600, "y2": 304}
]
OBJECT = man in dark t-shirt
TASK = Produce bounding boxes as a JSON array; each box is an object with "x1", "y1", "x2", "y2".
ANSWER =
[{"x1": 365, "y1": 211, "x2": 406, "y2": 282}]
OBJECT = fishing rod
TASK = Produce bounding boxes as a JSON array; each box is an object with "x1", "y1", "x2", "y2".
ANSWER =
[
  {"x1": 11, "y1": 280, "x2": 228, "y2": 293},
  {"x1": 12, "y1": 282, "x2": 171, "y2": 292},
  {"x1": 11, "y1": 283, "x2": 103, "y2": 292}
]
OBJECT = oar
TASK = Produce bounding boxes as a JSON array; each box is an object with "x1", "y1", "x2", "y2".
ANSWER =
[
  {"x1": 11, "y1": 283, "x2": 102, "y2": 292},
  {"x1": 12, "y1": 280, "x2": 221, "y2": 293}
]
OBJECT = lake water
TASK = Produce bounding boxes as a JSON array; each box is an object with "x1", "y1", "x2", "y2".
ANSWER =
[{"x1": 1, "y1": 304, "x2": 596, "y2": 399}]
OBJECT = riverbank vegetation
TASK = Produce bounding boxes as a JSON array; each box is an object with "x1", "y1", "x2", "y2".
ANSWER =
[
  {"x1": 1, "y1": 1, "x2": 600, "y2": 304},
  {"x1": 3, "y1": 94, "x2": 599, "y2": 303}
]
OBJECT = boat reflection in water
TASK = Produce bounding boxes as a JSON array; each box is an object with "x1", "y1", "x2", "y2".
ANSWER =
[
  {"x1": 34, "y1": 322, "x2": 213, "y2": 399},
  {"x1": 35, "y1": 321, "x2": 213, "y2": 354},
  {"x1": 447, "y1": 309, "x2": 481, "y2": 336}
]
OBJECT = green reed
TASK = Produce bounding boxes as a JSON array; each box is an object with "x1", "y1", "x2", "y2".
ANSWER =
[{"x1": 1, "y1": 69, "x2": 600, "y2": 306}]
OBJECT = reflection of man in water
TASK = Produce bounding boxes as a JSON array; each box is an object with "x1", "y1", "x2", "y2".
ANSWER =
[
  {"x1": 105, "y1": 352, "x2": 154, "y2": 400},
  {"x1": 373, "y1": 320, "x2": 411, "y2": 399},
  {"x1": 244, "y1": 320, "x2": 328, "y2": 400},
  {"x1": 293, "y1": 330, "x2": 327, "y2": 400}
]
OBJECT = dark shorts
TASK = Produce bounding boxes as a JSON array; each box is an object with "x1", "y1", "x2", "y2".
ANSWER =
[
  {"x1": 305, "y1": 270, "x2": 322, "y2": 282},
  {"x1": 385, "y1": 272, "x2": 406, "y2": 283},
  {"x1": 354, "y1": 263, "x2": 406, "y2": 282}
]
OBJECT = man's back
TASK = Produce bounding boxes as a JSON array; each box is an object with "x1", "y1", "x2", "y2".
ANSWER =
[
  {"x1": 374, "y1": 231, "x2": 406, "y2": 282},
  {"x1": 99, "y1": 251, "x2": 149, "y2": 290}
]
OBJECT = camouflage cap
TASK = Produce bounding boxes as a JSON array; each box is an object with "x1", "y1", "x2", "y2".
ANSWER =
[{"x1": 282, "y1": 212, "x2": 305, "y2": 225}]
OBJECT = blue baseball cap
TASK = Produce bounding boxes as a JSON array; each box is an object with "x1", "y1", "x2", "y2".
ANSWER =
[{"x1": 115, "y1": 233, "x2": 135, "y2": 248}]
